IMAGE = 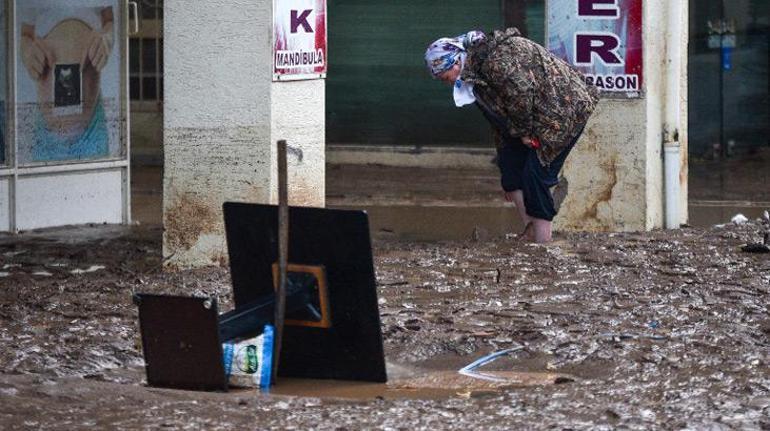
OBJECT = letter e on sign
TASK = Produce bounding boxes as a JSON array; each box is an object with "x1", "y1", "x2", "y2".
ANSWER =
[
  {"x1": 291, "y1": 9, "x2": 313, "y2": 33},
  {"x1": 574, "y1": 32, "x2": 624, "y2": 67},
  {"x1": 577, "y1": 0, "x2": 620, "y2": 19}
]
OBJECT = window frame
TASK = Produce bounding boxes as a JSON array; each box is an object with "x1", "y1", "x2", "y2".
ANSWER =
[
  {"x1": 129, "y1": 0, "x2": 162, "y2": 113},
  {"x1": 1, "y1": 1, "x2": 8, "y2": 167}
]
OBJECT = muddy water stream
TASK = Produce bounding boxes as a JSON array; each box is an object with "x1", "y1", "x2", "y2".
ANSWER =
[
  {"x1": 337, "y1": 204, "x2": 768, "y2": 242},
  {"x1": 269, "y1": 371, "x2": 572, "y2": 400},
  {"x1": 1, "y1": 219, "x2": 769, "y2": 429},
  {"x1": 334, "y1": 205, "x2": 524, "y2": 242}
]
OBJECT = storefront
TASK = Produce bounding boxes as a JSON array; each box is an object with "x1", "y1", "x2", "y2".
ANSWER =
[
  {"x1": 0, "y1": 0, "x2": 130, "y2": 232},
  {"x1": 4, "y1": 1, "x2": 767, "y2": 236},
  {"x1": 326, "y1": 0, "x2": 768, "y2": 158},
  {"x1": 688, "y1": 0, "x2": 769, "y2": 159}
]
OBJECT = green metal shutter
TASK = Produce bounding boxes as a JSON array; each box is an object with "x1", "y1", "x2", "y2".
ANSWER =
[{"x1": 326, "y1": 0, "x2": 503, "y2": 148}]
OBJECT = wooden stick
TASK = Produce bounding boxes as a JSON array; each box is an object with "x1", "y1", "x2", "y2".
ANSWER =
[{"x1": 273, "y1": 140, "x2": 289, "y2": 383}]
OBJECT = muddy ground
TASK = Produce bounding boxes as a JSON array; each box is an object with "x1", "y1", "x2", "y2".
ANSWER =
[{"x1": 1, "y1": 220, "x2": 769, "y2": 430}]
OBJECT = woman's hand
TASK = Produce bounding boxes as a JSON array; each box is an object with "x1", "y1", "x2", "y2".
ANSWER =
[
  {"x1": 521, "y1": 136, "x2": 541, "y2": 149},
  {"x1": 503, "y1": 191, "x2": 516, "y2": 202},
  {"x1": 20, "y1": 24, "x2": 55, "y2": 81}
]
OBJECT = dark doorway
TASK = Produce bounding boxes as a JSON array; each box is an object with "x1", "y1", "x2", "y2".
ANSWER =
[{"x1": 688, "y1": 0, "x2": 770, "y2": 222}]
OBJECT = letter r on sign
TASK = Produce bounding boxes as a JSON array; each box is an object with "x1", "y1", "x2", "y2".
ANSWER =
[
  {"x1": 291, "y1": 9, "x2": 313, "y2": 33},
  {"x1": 574, "y1": 33, "x2": 624, "y2": 67}
]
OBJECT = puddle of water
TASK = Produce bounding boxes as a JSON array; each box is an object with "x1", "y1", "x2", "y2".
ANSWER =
[
  {"x1": 268, "y1": 351, "x2": 570, "y2": 400},
  {"x1": 395, "y1": 371, "x2": 572, "y2": 391},
  {"x1": 334, "y1": 203, "x2": 770, "y2": 240},
  {"x1": 268, "y1": 370, "x2": 571, "y2": 400},
  {"x1": 269, "y1": 377, "x2": 453, "y2": 400},
  {"x1": 333, "y1": 205, "x2": 524, "y2": 242}
]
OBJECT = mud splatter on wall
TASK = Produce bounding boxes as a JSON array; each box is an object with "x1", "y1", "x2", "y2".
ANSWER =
[
  {"x1": 163, "y1": 0, "x2": 325, "y2": 269},
  {"x1": 557, "y1": 100, "x2": 649, "y2": 232}
]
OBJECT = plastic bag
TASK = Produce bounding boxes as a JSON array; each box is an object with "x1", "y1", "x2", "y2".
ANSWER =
[{"x1": 222, "y1": 325, "x2": 274, "y2": 388}]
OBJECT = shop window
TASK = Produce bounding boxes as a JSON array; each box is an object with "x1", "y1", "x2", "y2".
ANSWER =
[
  {"x1": 141, "y1": 0, "x2": 163, "y2": 20},
  {"x1": 15, "y1": 1, "x2": 124, "y2": 165},
  {"x1": 129, "y1": 37, "x2": 163, "y2": 103},
  {"x1": 129, "y1": 0, "x2": 163, "y2": 108},
  {"x1": 1, "y1": 4, "x2": 7, "y2": 165}
]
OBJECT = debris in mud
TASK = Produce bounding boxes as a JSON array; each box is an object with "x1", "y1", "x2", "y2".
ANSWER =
[
  {"x1": 394, "y1": 370, "x2": 575, "y2": 392},
  {"x1": 458, "y1": 346, "x2": 524, "y2": 380},
  {"x1": 741, "y1": 216, "x2": 770, "y2": 253},
  {"x1": 70, "y1": 265, "x2": 106, "y2": 275},
  {"x1": 742, "y1": 243, "x2": 770, "y2": 254},
  {"x1": 1, "y1": 222, "x2": 769, "y2": 429},
  {"x1": 598, "y1": 332, "x2": 668, "y2": 341},
  {"x1": 731, "y1": 213, "x2": 749, "y2": 225}
]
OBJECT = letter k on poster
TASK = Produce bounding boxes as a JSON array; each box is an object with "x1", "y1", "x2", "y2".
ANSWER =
[
  {"x1": 273, "y1": 0, "x2": 327, "y2": 81},
  {"x1": 547, "y1": 0, "x2": 643, "y2": 97}
]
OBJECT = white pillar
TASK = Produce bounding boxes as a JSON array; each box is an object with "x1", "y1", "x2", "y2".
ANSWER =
[
  {"x1": 163, "y1": 0, "x2": 325, "y2": 267},
  {"x1": 556, "y1": 0, "x2": 688, "y2": 232}
]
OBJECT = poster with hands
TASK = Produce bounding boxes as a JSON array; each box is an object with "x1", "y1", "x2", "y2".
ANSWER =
[{"x1": 16, "y1": 0, "x2": 122, "y2": 164}]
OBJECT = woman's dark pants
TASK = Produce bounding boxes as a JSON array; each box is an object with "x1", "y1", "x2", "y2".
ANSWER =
[{"x1": 497, "y1": 132, "x2": 582, "y2": 222}]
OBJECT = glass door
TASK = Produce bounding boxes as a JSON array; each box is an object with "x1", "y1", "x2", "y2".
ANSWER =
[{"x1": 688, "y1": 0, "x2": 770, "y2": 210}]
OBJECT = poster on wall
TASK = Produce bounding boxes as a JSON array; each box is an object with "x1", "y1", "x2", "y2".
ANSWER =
[
  {"x1": 547, "y1": 0, "x2": 643, "y2": 97},
  {"x1": 1, "y1": 4, "x2": 6, "y2": 165},
  {"x1": 273, "y1": 0, "x2": 327, "y2": 81},
  {"x1": 16, "y1": 0, "x2": 123, "y2": 164}
]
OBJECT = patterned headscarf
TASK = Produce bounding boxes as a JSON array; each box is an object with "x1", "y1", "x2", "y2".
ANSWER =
[{"x1": 425, "y1": 30, "x2": 486, "y2": 78}]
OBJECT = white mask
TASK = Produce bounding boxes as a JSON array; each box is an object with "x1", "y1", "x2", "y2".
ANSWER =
[{"x1": 453, "y1": 79, "x2": 476, "y2": 107}]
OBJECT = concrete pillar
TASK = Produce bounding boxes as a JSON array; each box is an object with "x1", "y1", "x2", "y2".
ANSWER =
[
  {"x1": 163, "y1": 0, "x2": 325, "y2": 267},
  {"x1": 556, "y1": 0, "x2": 688, "y2": 232}
]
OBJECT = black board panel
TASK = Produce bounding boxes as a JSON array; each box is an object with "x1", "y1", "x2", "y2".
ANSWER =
[{"x1": 223, "y1": 202, "x2": 387, "y2": 383}]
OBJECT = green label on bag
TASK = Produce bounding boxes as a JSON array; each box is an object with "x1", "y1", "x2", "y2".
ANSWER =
[{"x1": 238, "y1": 345, "x2": 259, "y2": 374}]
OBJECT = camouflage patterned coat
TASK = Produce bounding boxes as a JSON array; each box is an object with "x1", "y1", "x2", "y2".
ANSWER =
[{"x1": 461, "y1": 28, "x2": 600, "y2": 166}]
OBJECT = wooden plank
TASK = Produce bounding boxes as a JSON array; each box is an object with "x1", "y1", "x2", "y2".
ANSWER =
[{"x1": 273, "y1": 139, "x2": 289, "y2": 382}]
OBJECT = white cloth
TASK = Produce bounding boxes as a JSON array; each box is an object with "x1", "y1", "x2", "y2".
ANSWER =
[
  {"x1": 452, "y1": 55, "x2": 476, "y2": 107},
  {"x1": 453, "y1": 79, "x2": 476, "y2": 107}
]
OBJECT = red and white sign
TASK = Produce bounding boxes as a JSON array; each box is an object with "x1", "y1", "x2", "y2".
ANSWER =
[
  {"x1": 273, "y1": 0, "x2": 327, "y2": 81},
  {"x1": 547, "y1": 0, "x2": 643, "y2": 97}
]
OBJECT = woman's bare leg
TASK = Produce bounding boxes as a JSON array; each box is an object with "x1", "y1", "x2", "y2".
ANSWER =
[
  {"x1": 530, "y1": 218, "x2": 552, "y2": 243},
  {"x1": 511, "y1": 190, "x2": 531, "y2": 228}
]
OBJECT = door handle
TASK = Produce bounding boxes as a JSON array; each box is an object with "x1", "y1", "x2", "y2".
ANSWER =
[{"x1": 129, "y1": 1, "x2": 139, "y2": 35}]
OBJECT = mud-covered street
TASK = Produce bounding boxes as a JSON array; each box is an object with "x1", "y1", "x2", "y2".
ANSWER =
[{"x1": 1, "y1": 220, "x2": 769, "y2": 430}]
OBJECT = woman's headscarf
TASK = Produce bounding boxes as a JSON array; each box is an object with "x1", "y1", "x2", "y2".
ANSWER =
[
  {"x1": 424, "y1": 30, "x2": 485, "y2": 78},
  {"x1": 425, "y1": 31, "x2": 485, "y2": 107}
]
